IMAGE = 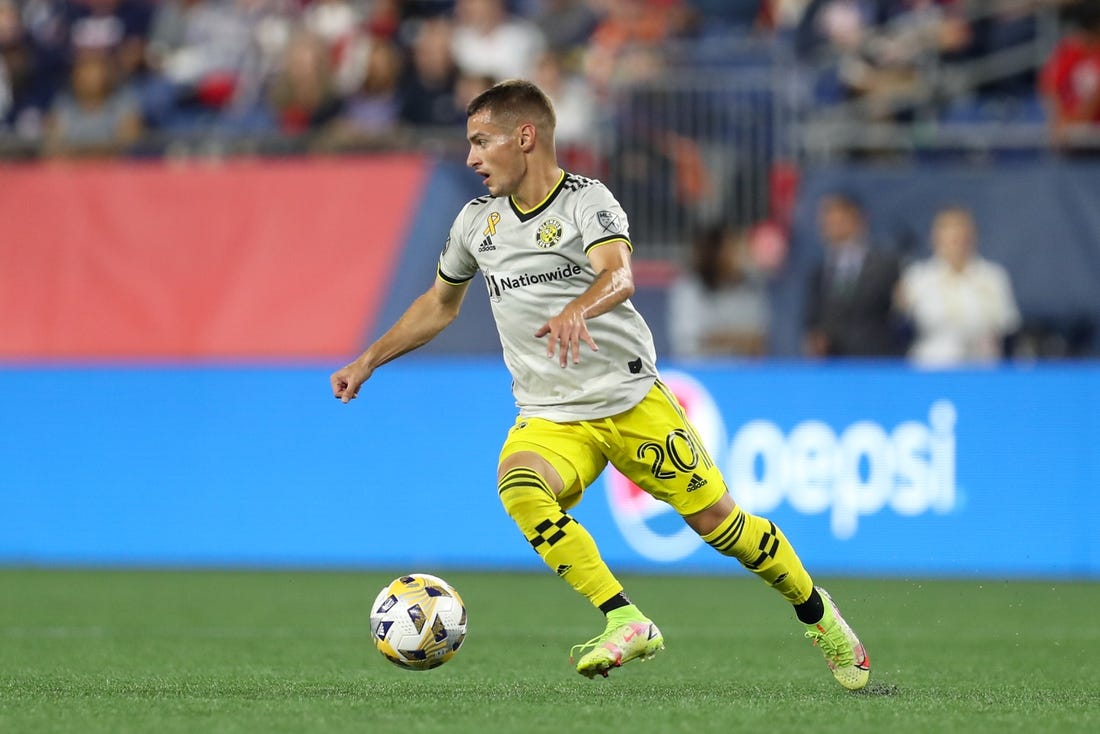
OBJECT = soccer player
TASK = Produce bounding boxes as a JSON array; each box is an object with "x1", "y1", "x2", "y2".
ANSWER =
[{"x1": 331, "y1": 79, "x2": 870, "y2": 688}]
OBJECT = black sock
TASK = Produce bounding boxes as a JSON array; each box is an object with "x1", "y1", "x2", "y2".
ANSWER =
[
  {"x1": 794, "y1": 588, "x2": 825, "y2": 625},
  {"x1": 598, "y1": 592, "x2": 632, "y2": 615}
]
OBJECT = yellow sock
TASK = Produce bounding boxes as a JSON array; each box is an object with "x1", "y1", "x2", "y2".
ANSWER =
[
  {"x1": 498, "y1": 467, "x2": 623, "y2": 608},
  {"x1": 702, "y1": 505, "x2": 814, "y2": 605}
]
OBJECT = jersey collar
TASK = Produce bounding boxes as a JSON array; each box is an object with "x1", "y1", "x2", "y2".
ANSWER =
[{"x1": 508, "y1": 170, "x2": 566, "y2": 223}]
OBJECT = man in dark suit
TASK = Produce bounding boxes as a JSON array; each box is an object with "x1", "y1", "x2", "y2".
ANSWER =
[{"x1": 803, "y1": 192, "x2": 904, "y2": 357}]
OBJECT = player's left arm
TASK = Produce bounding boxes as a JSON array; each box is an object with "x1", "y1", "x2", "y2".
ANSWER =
[{"x1": 535, "y1": 240, "x2": 634, "y2": 367}]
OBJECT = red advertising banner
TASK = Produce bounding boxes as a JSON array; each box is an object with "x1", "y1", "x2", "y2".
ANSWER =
[{"x1": 0, "y1": 156, "x2": 428, "y2": 359}]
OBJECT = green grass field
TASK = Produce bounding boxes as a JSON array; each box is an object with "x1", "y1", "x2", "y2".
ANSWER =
[{"x1": 1, "y1": 569, "x2": 1097, "y2": 734}]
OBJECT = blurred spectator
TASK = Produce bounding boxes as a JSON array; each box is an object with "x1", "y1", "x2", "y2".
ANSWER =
[
  {"x1": 267, "y1": 29, "x2": 343, "y2": 135},
  {"x1": 219, "y1": 0, "x2": 296, "y2": 127},
  {"x1": 584, "y1": 0, "x2": 695, "y2": 91},
  {"x1": 796, "y1": 0, "x2": 972, "y2": 119},
  {"x1": 803, "y1": 191, "x2": 904, "y2": 357},
  {"x1": 668, "y1": 222, "x2": 771, "y2": 358},
  {"x1": 67, "y1": 0, "x2": 154, "y2": 81},
  {"x1": 1040, "y1": 2, "x2": 1100, "y2": 150},
  {"x1": 1, "y1": 0, "x2": 63, "y2": 140},
  {"x1": 144, "y1": 0, "x2": 254, "y2": 125},
  {"x1": 44, "y1": 47, "x2": 142, "y2": 155},
  {"x1": 531, "y1": 0, "x2": 599, "y2": 53},
  {"x1": 301, "y1": 0, "x2": 370, "y2": 96},
  {"x1": 397, "y1": 15, "x2": 464, "y2": 126},
  {"x1": 363, "y1": 0, "x2": 403, "y2": 40},
  {"x1": 450, "y1": 0, "x2": 546, "y2": 81},
  {"x1": 895, "y1": 205, "x2": 1020, "y2": 366},
  {"x1": 531, "y1": 50, "x2": 597, "y2": 169},
  {"x1": 796, "y1": 1, "x2": 892, "y2": 65},
  {"x1": 21, "y1": 0, "x2": 70, "y2": 56},
  {"x1": 302, "y1": 0, "x2": 360, "y2": 43},
  {"x1": 323, "y1": 35, "x2": 402, "y2": 147}
]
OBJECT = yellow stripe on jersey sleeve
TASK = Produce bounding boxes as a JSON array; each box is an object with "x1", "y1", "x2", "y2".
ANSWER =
[
  {"x1": 437, "y1": 265, "x2": 475, "y2": 285},
  {"x1": 583, "y1": 235, "x2": 633, "y2": 255}
]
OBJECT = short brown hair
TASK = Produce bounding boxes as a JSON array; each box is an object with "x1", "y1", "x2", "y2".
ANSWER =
[{"x1": 466, "y1": 79, "x2": 556, "y2": 133}]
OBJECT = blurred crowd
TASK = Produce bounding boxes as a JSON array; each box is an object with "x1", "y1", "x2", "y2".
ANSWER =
[
  {"x1": 2, "y1": 0, "x2": 1099, "y2": 158},
  {"x1": 0, "y1": 0, "x2": 719, "y2": 157},
  {"x1": 4, "y1": 0, "x2": 1099, "y2": 364}
]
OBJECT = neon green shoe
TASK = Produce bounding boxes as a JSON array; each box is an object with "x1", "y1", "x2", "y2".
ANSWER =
[
  {"x1": 804, "y1": 587, "x2": 871, "y2": 691},
  {"x1": 570, "y1": 609, "x2": 664, "y2": 679}
]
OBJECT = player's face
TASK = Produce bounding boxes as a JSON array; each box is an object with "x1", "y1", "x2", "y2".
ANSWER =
[{"x1": 466, "y1": 110, "x2": 526, "y2": 197}]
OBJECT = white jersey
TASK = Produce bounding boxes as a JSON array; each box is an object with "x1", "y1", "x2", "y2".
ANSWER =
[{"x1": 438, "y1": 171, "x2": 658, "y2": 422}]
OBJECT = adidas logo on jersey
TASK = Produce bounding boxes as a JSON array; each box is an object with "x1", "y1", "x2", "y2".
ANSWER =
[
  {"x1": 686, "y1": 473, "x2": 708, "y2": 492},
  {"x1": 478, "y1": 236, "x2": 495, "y2": 252}
]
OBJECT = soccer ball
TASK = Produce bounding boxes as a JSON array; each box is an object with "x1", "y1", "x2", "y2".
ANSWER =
[{"x1": 369, "y1": 573, "x2": 467, "y2": 671}]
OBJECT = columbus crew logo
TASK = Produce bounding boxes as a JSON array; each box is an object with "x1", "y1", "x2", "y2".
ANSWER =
[{"x1": 535, "y1": 217, "x2": 563, "y2": 248}]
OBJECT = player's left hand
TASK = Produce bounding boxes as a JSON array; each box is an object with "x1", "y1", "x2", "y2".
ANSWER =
[{"x1": 535, "y1": 306, "x2": 598, "y2": 367}]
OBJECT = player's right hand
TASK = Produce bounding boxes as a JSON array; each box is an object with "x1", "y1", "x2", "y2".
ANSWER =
[
  {"x1": 535, "y1": 304, "x2": 598, "y2": 368},
  {"x1": 330, "y1": 361, "x2": 373, "y2": 404}
]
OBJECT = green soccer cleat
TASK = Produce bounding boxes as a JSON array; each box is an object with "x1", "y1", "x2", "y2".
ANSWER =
[
  {"x1": 570, "y1": 613, "x2": 665, "y2": 679},
  {"x1": 804, "y1": 587, "x2": 871, "y2": 691}
]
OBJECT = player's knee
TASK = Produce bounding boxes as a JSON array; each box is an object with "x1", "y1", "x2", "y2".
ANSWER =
[
  {"x1": 683, "y1": 492, "x2": 737, "y2": 537},
  {"x1": 498, "y1": 467, "x2": 559, "y2": 526},
  {"x1": 498, "y1": 449, "x2": 565, "y2": 494}
]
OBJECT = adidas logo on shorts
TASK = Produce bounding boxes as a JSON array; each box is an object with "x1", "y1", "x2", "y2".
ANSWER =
[{"x1": 686, "y1": 473, "x2": 708, "y2": 492}]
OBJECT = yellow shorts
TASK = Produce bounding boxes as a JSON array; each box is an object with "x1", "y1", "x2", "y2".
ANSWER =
[{"x1": 498, "y1": 380, "x2": 727, "y2": 516}]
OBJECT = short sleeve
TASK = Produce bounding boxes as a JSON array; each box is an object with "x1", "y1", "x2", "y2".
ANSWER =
[
  {"x1": 437, "y1": 205, "x2": 479, "y2": 284},
  {"x1": 577, "y1": 184, "x2": 632, "y2": 255}
]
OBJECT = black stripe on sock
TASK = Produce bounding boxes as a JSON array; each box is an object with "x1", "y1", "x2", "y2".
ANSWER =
[
  {"x1": 706, "y1": 510, "x2": 745, "y2": 552},
  {"x1": 500, "y1": 469, "x2": 544, "y2": 483},
  {"x1": 705, "y1": 514, "x2": 739, "y2": 548},
  {"x1": 498, "y1": 479, "x2": 548, "y2": 495},
  {"x1": 498, "y1": 468, "x2": 550, "y2": 495}
]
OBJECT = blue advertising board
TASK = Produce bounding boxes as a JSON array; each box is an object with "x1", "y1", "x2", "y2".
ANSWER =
[{"x1": 1, "y1": 362, "x2": 1097, "y2": 577}]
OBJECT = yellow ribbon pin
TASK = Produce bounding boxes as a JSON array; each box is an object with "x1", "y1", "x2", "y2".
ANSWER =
[{"x1": 483, "y1": 212, "x2": 501, "y2": 236}]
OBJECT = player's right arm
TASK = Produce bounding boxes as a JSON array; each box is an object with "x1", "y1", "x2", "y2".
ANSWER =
[{"x1": 330, "y1": 276, "x2": 470, "y2": 403}]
